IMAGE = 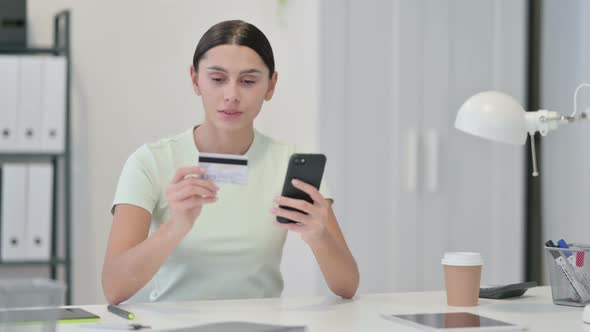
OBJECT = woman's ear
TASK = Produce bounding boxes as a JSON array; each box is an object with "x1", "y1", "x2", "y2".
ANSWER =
[
  {"x1": 190, "y1": 65, "x2": 201, "y2": 96},
  {"x1": 264, "y1": 71, "x2": 278, "y2": 101}
]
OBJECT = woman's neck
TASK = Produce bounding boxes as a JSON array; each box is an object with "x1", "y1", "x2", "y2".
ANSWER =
[{"x1": 194, "y1": 122, "x2": 254, "y2": 155}]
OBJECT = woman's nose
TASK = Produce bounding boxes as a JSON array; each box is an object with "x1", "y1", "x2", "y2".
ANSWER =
[{"x1": 223, "y1": 83, "x2": 240, "y2": 103}]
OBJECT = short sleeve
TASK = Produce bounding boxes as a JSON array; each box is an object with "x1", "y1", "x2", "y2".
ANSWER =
[{"x1": 111, "y1": 146, "x2": 160, "y2": 215}]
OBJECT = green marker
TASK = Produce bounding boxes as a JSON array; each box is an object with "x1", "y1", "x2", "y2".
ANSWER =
[{"x1": 107, "y1": 305, "x2": 135, "y2": 320}]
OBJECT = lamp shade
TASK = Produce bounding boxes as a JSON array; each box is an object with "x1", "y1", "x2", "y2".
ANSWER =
[{"x1": 454, "y1": 91, "x2": 528, "y2": 145}]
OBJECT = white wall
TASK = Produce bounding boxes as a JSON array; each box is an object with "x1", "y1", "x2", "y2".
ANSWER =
[
  {"x1": 27, "y1": 0, "x2": 322, "y2": 304},
  {"x1": 541, "y1": 1, "x2": 590, "y2": 270}
]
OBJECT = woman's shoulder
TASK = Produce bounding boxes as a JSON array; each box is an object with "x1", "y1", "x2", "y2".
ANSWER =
[
  {"x1": 127, "y1": 129, "x2": 193, "y2": 166},
  {"x1": 144, "y1": 129, "x2": 193, "y2": 152}
]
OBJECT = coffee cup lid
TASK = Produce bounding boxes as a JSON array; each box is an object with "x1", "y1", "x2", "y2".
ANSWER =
[{"x1": 441, "y1": 252, "x2": 483, "y2": 266}]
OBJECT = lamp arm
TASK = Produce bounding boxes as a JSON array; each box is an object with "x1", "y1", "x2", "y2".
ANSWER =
[
  {"x1": 572, "y1": 83, "x2": 590, "y2": 117},
  {"x1": 525, "y1": 110, "x2": 564, "y2": 177},
  {"x1": 524, "y1": 109, "x2": 589, "y2": 136},
  {"x1": 524, "y1": 108, "x2": 588, "y2": 177},
  {"x1": 525, "y1": 110, "x2": 562, "y2": 136}
]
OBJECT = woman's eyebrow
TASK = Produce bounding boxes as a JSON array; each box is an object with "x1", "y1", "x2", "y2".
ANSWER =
[
  {"x1": 206, "y1": 66, "x2": 262, "y2": 75},
  {"x1": 239, "y1": 69, "x2": 262, "y2": 75},
  {"x1": 207, "y1": 65, "x2": 227, "y2": 72}
]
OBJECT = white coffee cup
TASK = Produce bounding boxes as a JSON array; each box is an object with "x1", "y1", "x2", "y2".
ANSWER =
[{"x1": 442, "y1": 252, "x2": 483, "y2": 306}]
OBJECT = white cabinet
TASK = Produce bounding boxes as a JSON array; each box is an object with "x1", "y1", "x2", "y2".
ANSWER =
[{"x1": 319, "y1": 0, "x2": 526, "y2": 293}]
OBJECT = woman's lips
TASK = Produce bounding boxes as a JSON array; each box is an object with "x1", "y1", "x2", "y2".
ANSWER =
[{"x1": 218, "y1": 110, "x2": 243, "y2": 120}]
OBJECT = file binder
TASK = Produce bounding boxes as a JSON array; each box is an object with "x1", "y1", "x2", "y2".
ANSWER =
[
  {"x1": 16, "y1": 56, "x2": 43, "y2": 152},
  {"x1": 1, "y1": 163, "x2": 28, "y2": 261},
  {"x1": 25, "y1": 163, "x2": 53, "y2": 260},
  {"x1": 40, "y1": 56, "x2": 66, "y2": 153},
  {"x1": 0, "y1": 56, "x2": 19, "y2": 151}
]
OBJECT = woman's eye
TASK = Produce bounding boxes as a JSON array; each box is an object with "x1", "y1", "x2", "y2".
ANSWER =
[
  {"x1": 210, "y1": 77, "x2": 225, "y2": 83},
  {"x1": 241, "y1": 79, "x2": 256, "y2": 85}
]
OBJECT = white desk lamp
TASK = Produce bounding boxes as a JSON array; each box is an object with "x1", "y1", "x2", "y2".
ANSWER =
[
  {"x1": 454, "y1": 84, "x2": 590, "y2": 176},
  {"x1": 456, "y1": 85, "x2": 590, "y2": 322}
]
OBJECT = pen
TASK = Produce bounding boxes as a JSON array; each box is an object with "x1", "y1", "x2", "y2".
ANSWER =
[
  {"x1": 107, "y1": 305, "x2": 135, "y2": 320},
  {"x1": 558, "y1": 239, "x2": 583, "y2": 268},
  {"x1": 557, "y1": 239, "x2": 585, "y2": 267}
]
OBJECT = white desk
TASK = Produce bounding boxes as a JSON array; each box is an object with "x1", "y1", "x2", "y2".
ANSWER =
[{"x1": 59, "y1": 287, "x2": 587, "y2": 331}]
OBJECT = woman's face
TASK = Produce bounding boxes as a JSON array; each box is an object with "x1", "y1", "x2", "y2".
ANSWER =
[{"x1": 192, "y1": 44, "x2": 277, "y2": 132}]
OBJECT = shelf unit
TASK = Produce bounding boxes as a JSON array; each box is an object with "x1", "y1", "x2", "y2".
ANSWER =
[{"x1": 0, "y1": 10, "x2": 72, "y2": 304}]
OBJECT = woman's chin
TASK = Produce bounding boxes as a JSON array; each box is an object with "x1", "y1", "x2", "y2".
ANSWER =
[{"x1": 212, "y1": 117, "x2": 250, "y2": 131}]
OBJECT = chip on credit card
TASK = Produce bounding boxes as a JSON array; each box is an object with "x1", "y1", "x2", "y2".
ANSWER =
[{"x1": 198, "y1": 152, "x2": 248, "y2": 185}]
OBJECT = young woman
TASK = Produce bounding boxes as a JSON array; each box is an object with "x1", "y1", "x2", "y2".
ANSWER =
[{"x1": 102, "y1": 20, "x2": 359, "y2": 304}]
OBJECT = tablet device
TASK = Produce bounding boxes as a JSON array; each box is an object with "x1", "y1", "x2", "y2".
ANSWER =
[
  {"x1": 382, "y1": 312, "x2": 524, "y2": 331},
  {"x1": 0, "y1": 307, "x2": 99, "y2": 324}
]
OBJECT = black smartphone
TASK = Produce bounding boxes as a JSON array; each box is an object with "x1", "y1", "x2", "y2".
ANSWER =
[{"x1": 277, "y1": 153, "x2": 326, "y2": 224}]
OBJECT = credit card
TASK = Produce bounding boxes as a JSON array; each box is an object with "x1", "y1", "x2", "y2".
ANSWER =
[{"x1": 198, "y1": 152, "x2": 248, "y2": 185}]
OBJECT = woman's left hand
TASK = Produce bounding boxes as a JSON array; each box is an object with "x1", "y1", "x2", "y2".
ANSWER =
[{"x1": 271, "y1": 179, "x2": 331, "y2": 244}]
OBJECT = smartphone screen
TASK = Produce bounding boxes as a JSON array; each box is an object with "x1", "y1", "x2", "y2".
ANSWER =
[{"x1": 277, "y1": 154, "x2": 326, "y2": 223}]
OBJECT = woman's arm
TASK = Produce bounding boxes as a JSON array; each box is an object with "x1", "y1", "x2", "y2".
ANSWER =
[
  {"x1": 272, "y1": 180, "x2": 360, "y2": 299},
  {"x1": 102, "y1": 205, "x2": 192, "y2": 304},
  {"x1": 302, "y1": 203, "x2": 359, "y2": 299},
  {"x1": 102, "y1": 166, "x2": 218, "y2": 304}
]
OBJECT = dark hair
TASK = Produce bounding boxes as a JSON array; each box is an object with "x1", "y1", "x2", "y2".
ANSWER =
[{"x1": 193, "y1": 20, "x2": 275, "y2": 78}]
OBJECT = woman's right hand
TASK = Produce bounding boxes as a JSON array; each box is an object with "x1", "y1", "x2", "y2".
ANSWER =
[{"x1": 166, "y1": 166, "x2": 219, "y2": 230}]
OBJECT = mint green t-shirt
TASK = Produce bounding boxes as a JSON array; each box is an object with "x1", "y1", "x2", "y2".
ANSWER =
[{"x1": 112, "y1": 128, "x2": 330, "y2": 302}]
